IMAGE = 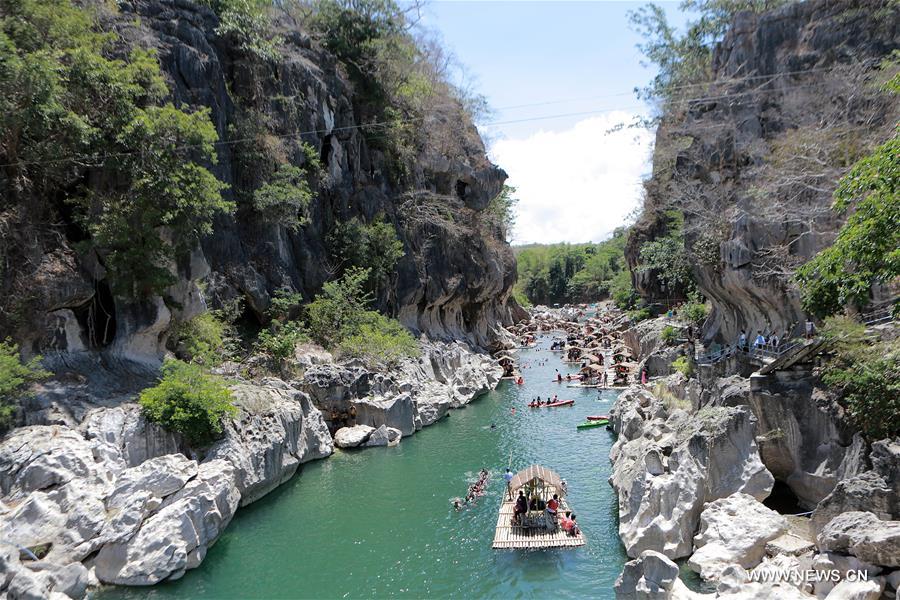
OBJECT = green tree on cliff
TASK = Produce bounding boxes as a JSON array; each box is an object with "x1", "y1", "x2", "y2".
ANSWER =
[
  {"x1": 0, "y1": 0, "x2": 232, "y2": 298},
  {"x1": 797, "y1": 130, "x2": 900, "y2": 318}
]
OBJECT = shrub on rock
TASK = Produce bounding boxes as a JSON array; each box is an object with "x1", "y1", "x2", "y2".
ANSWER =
[
  {"x1": 0, "y1": 339, "x2": 48, "y2": 430},
  {"x1": 139, "y1": 360, "x2": 237, "y2": 445}
]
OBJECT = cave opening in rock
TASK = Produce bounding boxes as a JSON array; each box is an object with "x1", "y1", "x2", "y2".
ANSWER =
[
  {"x1": 72, "y1": 280, "x2": 117, "y2": 348},
  {"x1": 320, "y1": 134, "x2": 333, "y2": 168},
  {"x1": 455, "y1": 179, "x2": 468, "y2": 201},
  {"x1": 763, "y1": 480, "x2": 804, "y2": 515}
]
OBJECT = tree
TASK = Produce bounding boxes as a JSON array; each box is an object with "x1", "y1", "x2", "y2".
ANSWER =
[
  {"x1": 212, "y1": 0, "x2": 282, "y2": 61},
  {"x1": 0, "y1": 340, "x2": 48, "y2": 429},
  {"x1": 327, "y1": 217, "x2": 405, "y2": 294},
  {"x1": 514, "y1": 232, "x2": 632, "y2": 306},
  {"x1": 819, "y1": 317, "x2": 899, "y2": 439},
  {"x1": 169, "y1": 312, "x2": 228, "y2": 367},
  {"x1": 139, "y1": 360, "x2": 237, "y2": 446},
  {"x1": 628, "y1": 0, "x2": 790, "y2": 107},
  {"x1": 252, "y1": 164, "x2": 314, "y2": 231},
  {"x1": 637, "y1": 235, "x2": 695, "y2": 294},
  {"x1": 306, "y1": 267, "x2": 374, "y2": 349},
  {"x1": 337, "y1": 310, "x2": 418, "y2": 367},
  {"x1": 797, "y1": 130, "x2": 900, "y2": 318},
  {"x1": 304, "y1": 266, "x2": 418, "y2": 367},
  {"x1": 1, "y1": 0, "x2": 232, "y2": 299},
  {"x1": 485, "y1": 185, "x2": 518, "y2": 240},
  {"x1": 81, "y1": 106, "x2": 232, "y2": 297}
]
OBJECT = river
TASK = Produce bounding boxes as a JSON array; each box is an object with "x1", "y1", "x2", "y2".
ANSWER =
[{"x1": 103, "y1": 334, "x2": 627, "y2": 599}]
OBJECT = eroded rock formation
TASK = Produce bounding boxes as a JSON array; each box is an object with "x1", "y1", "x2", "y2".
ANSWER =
[{"x1": 608, "y1": 386, "x2": 774, "y2": 559}]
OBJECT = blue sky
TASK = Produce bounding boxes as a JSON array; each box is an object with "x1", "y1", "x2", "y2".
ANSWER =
[{"x1": 418, "y1": 1, "x2": 691, "y2": 244}]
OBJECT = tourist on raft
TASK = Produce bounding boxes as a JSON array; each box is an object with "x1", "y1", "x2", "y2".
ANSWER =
[
  {"x1": 559, "y1": 512, "x2": 579, "y2": 536},
  {"x1": 504, "y1": 468, "x2": 514, "y2": 499},
  {"x1": 513, "y1": 491, "x2": 528, "y2": 525},
  {"x1": 545, "y1": 494, "x2": 560, "y2": 528}
]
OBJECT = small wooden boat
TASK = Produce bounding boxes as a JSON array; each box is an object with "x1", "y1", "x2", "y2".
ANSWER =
[
  {"x1": 586, "y1": 415, "x2": 609, "y2": 421},
  {"x1": 550, "y1": 375, "x2": 581, "y2": 382},
  {"x1": 577, "y1": 419, "x2": 608, "y2": 429},
  {"x1": 566, "y1": 383, "x2": 600, "y2": 388}
]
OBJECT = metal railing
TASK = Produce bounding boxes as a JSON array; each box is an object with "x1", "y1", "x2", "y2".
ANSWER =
[
  {"x1": 862, "y1": 307, "x2": 895, "y2": 327},
  {"x1": 694, "y1": 303, "x2": 895, "y2": 368},
  {"x1": 696, "y1": 339, "x2": 801, "y2": 365}
]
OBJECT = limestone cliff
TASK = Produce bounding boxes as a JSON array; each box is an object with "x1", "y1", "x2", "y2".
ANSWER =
[
  {"x1": 627, "y1": 0, "x2": 899, "y2": 341},
  {"x1": 5, "y1": 0, "x2": 518, "y2": 364}
]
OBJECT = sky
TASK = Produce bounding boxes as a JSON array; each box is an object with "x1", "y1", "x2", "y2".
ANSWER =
[{"x1": 419, "y1": 1, "x2": 690, "y2": 245}]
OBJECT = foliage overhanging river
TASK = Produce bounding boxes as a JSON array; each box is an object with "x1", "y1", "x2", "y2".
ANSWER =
[{"x1": 102, "y1": 335, "x2": 627, "y2": 599}]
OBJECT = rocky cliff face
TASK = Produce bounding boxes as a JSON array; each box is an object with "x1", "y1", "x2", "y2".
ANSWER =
[
  {"x1": 13, "y1": 0, "x2": 517, "y2": 363},
  {"x1": 627, "y1": 0, "x2": 899, "y2": 341}
]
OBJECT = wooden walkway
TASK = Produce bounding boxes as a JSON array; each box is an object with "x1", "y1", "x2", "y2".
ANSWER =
[{"x1": 492, "y1": 497, "x2": 586, "y2": 549}]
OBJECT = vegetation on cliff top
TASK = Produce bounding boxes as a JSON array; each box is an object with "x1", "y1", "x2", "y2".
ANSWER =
[{"x1": 514, "y1": 228, "x2": 632, "y2": 306}]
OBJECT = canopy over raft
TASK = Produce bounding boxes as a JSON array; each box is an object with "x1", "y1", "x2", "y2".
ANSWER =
[{"x1": 492, "y1": 465, "x2": 585, "y2": 549}]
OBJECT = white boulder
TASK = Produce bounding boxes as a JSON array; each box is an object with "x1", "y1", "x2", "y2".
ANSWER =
[
  {"x1": 818, "y1": 512, "x2": 900, "y2": 568},
  {"x1": 689, "y1": 493, "x2": 788, "y2": 580},
  {"x1": 334, "y1": 425, "x2": 375, "y2": 448},
  {"x1": 364, "y1": 425, "x2": 402, "y2": 447},
  {"x1": 609, "y1": 388, "x2": 774, "y2": 559}
]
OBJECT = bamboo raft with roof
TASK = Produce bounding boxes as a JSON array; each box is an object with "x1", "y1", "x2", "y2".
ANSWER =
[{"x1": 492, "y1": 465, "x2": 585, "y2": 549}]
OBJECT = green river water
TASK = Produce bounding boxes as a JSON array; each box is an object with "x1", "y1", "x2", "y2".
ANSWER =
[{"x1": 104, "y1": 335, "x2": 626, "y2": 599}]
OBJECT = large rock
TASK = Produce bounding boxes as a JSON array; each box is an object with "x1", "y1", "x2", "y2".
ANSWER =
[
  {"x1": 352, "y1": 394, "x2": 416, "y2": 437},
  {"x1": 688, "y1": 493, "x2": 788, "y2": 580},
  {"x1": 1, "y1": 377, "x2": 337, "y2": 588},
  {"x1": 824, "y1": 579, "x2": 883, "y2": 600},
  {"x1": 0, "y1": 427, "x2": 110, "y2": 498},
  {"x1": 204, "y1": 382, "x2": 333, "y2": 506},
  {"x1": 334, "y1": 425, "x2": 375, "y2": 448},
  {"x1": 818, "y1": 512, "x2": 900, "y2": 568},
  {"x1": 363, "y1": 425, "x2": 401, "y2": 447},
  {"x1": 812, "y1": 439, "x2": 900, "y2": 535},
  {"x1": 744, "y1": 379, "x2": 863, "y2": 508},
  {"x1": 715, "y1": 564, "x2": 813, "y2": 599},
  {"x1": 609, "y1": 387, "x2": 774, "y2": 559},
  {"x1": 810, "y1": 552, "x2": 883, "y2": 598},
  {"x1": 614, "y1": 550, "x2": 699, "y2": 599},
  {"x1": 93, "y1": 460, "x2": 240, "y2": 585},
  {"x1": 300, "y1": 341, "x2": 500, "y2": 434}
]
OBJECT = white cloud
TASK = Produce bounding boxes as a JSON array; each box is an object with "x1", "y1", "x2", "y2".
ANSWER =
[{"x1": 488, "y1": 112, "x2": 653, "y2": 245}]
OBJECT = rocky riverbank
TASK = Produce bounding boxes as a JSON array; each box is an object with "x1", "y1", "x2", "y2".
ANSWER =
[
  {"x1": 609, "y1": 315, "x2": 900, "y2": 599},
  {"x1": 0, "y1": 340, "x2": 502, "y2": 597}
]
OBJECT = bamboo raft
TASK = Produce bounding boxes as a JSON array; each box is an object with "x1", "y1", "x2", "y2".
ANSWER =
[{"x1": 492, "y1": 465, "x2": 586, "y2": 549}]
